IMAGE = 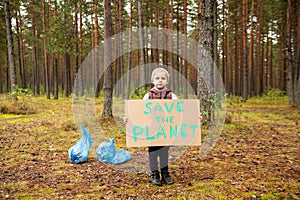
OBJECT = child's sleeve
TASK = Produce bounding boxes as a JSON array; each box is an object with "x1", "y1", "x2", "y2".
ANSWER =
[
  {"x1": 172, "y1": 93, "x2": 178, "y2": 100},
  {"x1": 143, "y1": 93, "x2": 149, "y2": 100}
]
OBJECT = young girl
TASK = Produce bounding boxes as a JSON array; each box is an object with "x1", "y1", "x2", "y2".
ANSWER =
[
  {"x1": 125, "y1": 67, "x2": 202, "y2": 186},
  {"x1": 142, "y1": 68, "x2": 177, "y2": 186}
]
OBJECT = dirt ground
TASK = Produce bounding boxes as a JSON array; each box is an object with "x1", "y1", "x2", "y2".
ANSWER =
[{"x1": 0, "y1": 95, "x2": 299, "y2": 199}]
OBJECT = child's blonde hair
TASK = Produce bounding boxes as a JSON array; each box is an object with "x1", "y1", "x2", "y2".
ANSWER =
[{"x1": 151, "y1": 68, "x2": 169, "y2": 82}]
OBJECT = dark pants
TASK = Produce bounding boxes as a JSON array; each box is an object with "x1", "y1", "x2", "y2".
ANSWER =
[{"x1": 148, "y1": 146, "x2": 170, "y2": 172}]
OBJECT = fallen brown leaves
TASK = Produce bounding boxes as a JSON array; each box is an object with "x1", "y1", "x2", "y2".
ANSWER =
[{"x1": 0, "y1": 96, "x2": 299, "y2": 199}]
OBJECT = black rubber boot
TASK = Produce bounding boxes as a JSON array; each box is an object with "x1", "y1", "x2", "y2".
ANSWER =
[
  {"x1": 150, "y1": 170, "x2": 162, "y2": 186},
  {"x1": 161, "y1": 170, "x2": 174, "y2": 185}
]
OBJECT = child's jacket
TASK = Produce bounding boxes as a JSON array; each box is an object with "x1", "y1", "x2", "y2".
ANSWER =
[{"x1": 148, "y1": 88, "x2": 173, "y2": 100}]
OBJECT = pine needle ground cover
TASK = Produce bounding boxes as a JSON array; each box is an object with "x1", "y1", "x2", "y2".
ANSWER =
[{"x1": 0, "y1": 95, "x2": 299, "y2": 199}]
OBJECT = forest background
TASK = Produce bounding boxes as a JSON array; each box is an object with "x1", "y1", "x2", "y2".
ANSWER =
[
  {"x1": 1, "y1": 0, "x2": 299, "y2": 107},
  {"x1": 0, "y1": 0, "x2": 300, "y2": 199}
]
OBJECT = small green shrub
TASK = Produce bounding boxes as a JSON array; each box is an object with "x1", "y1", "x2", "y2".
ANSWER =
[{"x1": 263, "y1": 88, "x2": 285, "y2": 97}]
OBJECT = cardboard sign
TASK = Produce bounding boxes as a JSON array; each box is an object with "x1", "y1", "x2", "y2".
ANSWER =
[{"x1": 125, "y1": 100, "x2": 201, "y2": 147}]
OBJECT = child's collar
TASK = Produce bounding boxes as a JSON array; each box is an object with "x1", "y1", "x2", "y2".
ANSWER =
[{"x1": 153, "y1": 86, "x2": 168, "y2": 91}]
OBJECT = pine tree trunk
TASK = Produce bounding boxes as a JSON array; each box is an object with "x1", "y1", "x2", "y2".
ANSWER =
[
  {"x1": 16, "y1": 8, "x2": 26, "y2": 89},
  {"x1": 226, "y1": 1, "x2": 232, "y2": 94},
  {"x1": 4, "y1": 0, "x2": 16, "y2": 96},
  {"x1": 155, "y1": 0, "x2": 159, "y2": 63},
  {"x1": 102, "y1": 0, "x2": 113, "y2": 117},
  {"x1": 113, "y1": 0, "x2": 118, "y2": 97},
  {"x1": 79, "y1": 0, "x2": 84, "y2": 96},
  {"x1": 183, "y1": 0, "x2": 188, "y2": 98},
  {"x1": 249, "y1": 0, "x2": 255, "y2": 96},
  {"x1": 31, "y1": 2, "x2": 39, "y2": 95},
  {"x1": 197, "y1": 0, "x2": 213, "y2": 116},
  {"x1": 260, "y1": 36, "x2": 265, "y2": 94},
  {"x1": 65, "y1": 52, "x2": 71, "y2": 97},
  {"x1": 53, "y1": 58, "x2": 58, "y2": 99},
  {"x1": 287, "y1": 0, "x2": 294, "y2": 105},
  {"x1": 234, "y1": 2, "x2": 239, "y2": 96},
  {"x1": 42, "y1": 0, "x2": 50, "y2": 99},
  {"x1": 212, "y1": 0, "x2": 218, "y2": 87},
  {"x1": 74, "y1": 0, "x2": 79, "y2": 98},
  {"x1": 254, "y1": 0, "x2": 260, "y2": 95},
  {"x1": 126, "y1": 0, "x2": 133, "y2": 99},
  {"x1": 138, "y1": 0, "x2": 146, "y2": 89},
  {"x1": 242, "y1": 0, "x2": 248, "y2": 101},
  {"x1": 295, "y1": 1, "x2": 300, "y2": 106},
  {"x1": 287, "y1": 0, "x2": 300, "y2": 106},
  {"x1": 94, "y1": 2, "x2": 100, "y2": 98},
  {"x1": 176, "y1": 3, "x2": 180, "y2": 95},
  {"x1": 169, "y1": 0, "x2": 174, "y2": 90},
  {"x1": 118, "y1": 0, "x2": 124, "y2": 98},
  {"x1": 222, "y1": 0, "x2": 225, "y2": 88}
]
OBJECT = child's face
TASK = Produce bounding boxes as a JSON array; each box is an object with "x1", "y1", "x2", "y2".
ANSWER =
[{"x1": 152, "y1": 72, "x2": 168, "y2": 89}]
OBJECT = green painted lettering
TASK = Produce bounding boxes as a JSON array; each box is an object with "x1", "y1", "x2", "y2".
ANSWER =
[
  {"x1": 154, "y1": 103, "x2": 163, "y2": 113},
  {"x1": 164, "y1": 102, "x2": 174, "y2": 113},
  {"x1": 133, "y1": 126, "x2": 144, "y2": 142},
  {"x1": 189, "y1": 125, "x2": 200, "y2": 137},
  {"x1": 180, "y1": 123, "x2": 187, "y2": 138},
  {"x1": 144, "y1": 102, "x2": 152, "y2": 115},
  {"x1": 145, "y1": 126, "x2": 155, "y2": 140},
  {"x1": 156, "y1": 126, "x2": 166, "y2": 139},
  {"x1": 176, "y1": 101, "x2": 184, "y2": 112},
  {"x1": 170, "y1": 116, "x2": 174, "y2": 124},
  {"x1": 170, "y1": 125, "x2": 178, "y2": 138}
]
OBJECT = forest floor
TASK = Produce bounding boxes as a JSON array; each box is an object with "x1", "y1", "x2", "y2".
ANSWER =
[{"x1": 0, "y1": 94, "x2": 299, "y2": 199}]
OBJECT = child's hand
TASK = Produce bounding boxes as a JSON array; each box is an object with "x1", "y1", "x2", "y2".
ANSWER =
[
  {"x1": 199, "y1": 113, "x2": 203, "y2": 122},
  {"x1": 123, "y1": 115, "x2": 128, "y2": 123}
]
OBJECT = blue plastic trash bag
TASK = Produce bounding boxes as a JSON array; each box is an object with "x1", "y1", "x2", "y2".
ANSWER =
[
  {"x1": 68, "y1": 126, "x2": 93, "y2": 164},
  {"x1": 96, "y1": 138, "x2": 116, "y2": 163},
  {"x1": 111, "y1": 149, "x2": 131, "y2": 164},
  {"x1": 96, "y1": 138, "x2": 130, "y2": 164}
]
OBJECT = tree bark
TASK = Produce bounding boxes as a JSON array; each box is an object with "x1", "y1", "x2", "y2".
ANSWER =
[
  {"x1": 74, "y1": 0, "x2": 79, "y2": 98},
  {"x1": 16, "y1": 7, "x2": 26, "y2": 89},
  {"x1": 197, "y1": 0, "x2": 213, "y2": 116},
  {"x1": 31, "y1": 0, "x2": 39, "y2": 95},
  {"x1": 42, "y1": 0, "x2": 50, "y2": 99},
  {"x1": 102, "y1": 0, "x2": 113, "y2": 117},
  {"x1": 242, "y1": 0, "x2": 248, "y2": 101},
  {"x1": 118, "y1": 0, "x2": 124, "y2": 98},
  {"x1": 183, "y1": 0, "x2": 188, "y2": 98},
  {"x1": 126, "y1": 0, "x2": 133, "y2": 99},
  {"x1": 234, "y1": 2, "x2": 240, "y2": 96},
  {"x1": 138, "y1": 0, "x2": 146, "y2": 89},
  {"x1": 287, "y1": 0, "x2": 300, "y2": 106},
  {"x1": 79, "y1": 0, "x2": 84, "y2": 96},
  {"x1": 4, "y1": 0, "x2": 16, "y2": 97},
  {"x1": 296, "y1": 1, "x2": 300, "y2": 106},
  {"x1": 249, "y1": 0, "x2": 255, "y2": 96}
]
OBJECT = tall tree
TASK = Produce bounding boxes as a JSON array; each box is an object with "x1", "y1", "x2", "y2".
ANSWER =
[
  {"x1": 296, "y1": 1, "x2": 300, "y2": 106},
  {"x1": 138, "y1": 0, "x2": 146, "y2": 89},
  {"x1": 52, "y1": 2, "x2": 58, "y2": 99},
  {"x1": 197, "y1": 0, "x2": 213, "y2": 116},
  {"x1": 73, "y1": 0, "x2": 79, "y2": 98},
  {"x1": 286, "y1": 0, "x2": 300, "y2": 106},
  {"x1": 234, "y1": 1, "x2": 240, "y2": 96},
  {"x1": 249, "y1": 0, "x2": 255, "y2": 95},
  {"x1": 183, "y1": 0, "x2": 188, "y2": 98},
  {"x1": 4, "y1": 0, "x2": 16, "y2": 96},
  {"x1": 42, "y1": 0, "x2": 50, "y2": 99},
  {"x1": 102, "y1": 0, "x2": 113, "y2": 117},
  {"x1": 16, "y1": 4, "x2": 26, "y2": 89},
  {"x1": 241, "y1": 0, "x2": 248, "y2": 101},
  {"x1": 125, "y1": 0, "x2": 133, "y2": 99},
  {"x1": 30, "y1": 0, "x2": 39, "y2": 95}
]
